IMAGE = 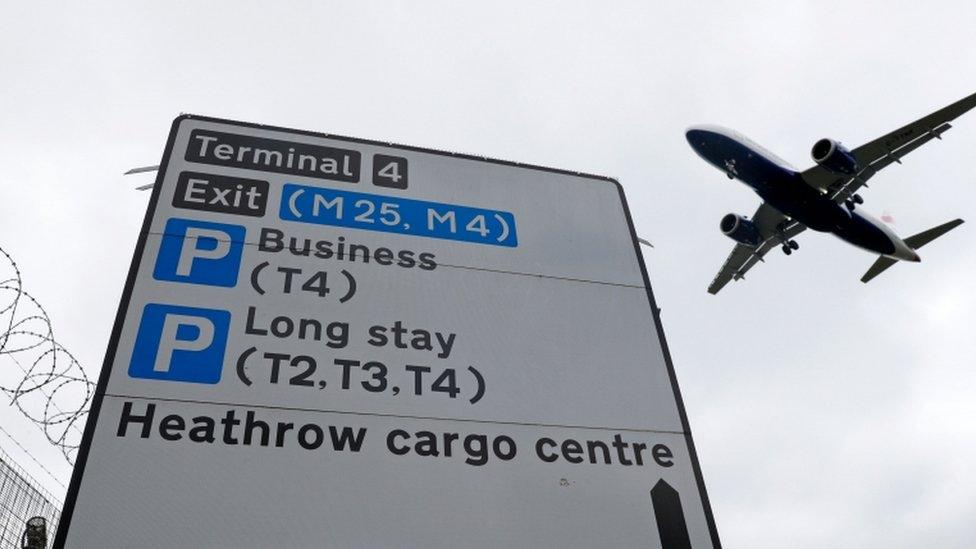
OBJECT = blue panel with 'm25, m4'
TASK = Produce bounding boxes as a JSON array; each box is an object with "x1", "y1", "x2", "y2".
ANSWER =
[{"x1": 280, "y1": 184, "x2": 518, "y2": 247}]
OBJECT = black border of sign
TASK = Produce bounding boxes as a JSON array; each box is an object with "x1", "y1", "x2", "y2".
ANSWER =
[{"x1": 53, "y1": 114, "x2": 722, "y2": 548}]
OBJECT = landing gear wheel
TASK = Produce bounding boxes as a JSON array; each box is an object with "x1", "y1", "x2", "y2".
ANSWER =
[
  {"x1": 852, "y1": 194, "x2": 864, "y2": 205},
  {"x1": 845, "y1": 200, "x2": 856, "y2": 211},
  {"x1": 782, "y1": 244, "x2": 793, "y2": 255},
  {"x1": 788, "y1": 240, "x2": 799, "y2": 250}
]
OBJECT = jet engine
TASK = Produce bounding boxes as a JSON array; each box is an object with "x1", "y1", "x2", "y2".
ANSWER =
[
  {"x1": 811, "y1": 138, "x2": 858, "y2": 175},
  {"x1": 720, "y1": 213, "x2": 762, "y2": 246}
]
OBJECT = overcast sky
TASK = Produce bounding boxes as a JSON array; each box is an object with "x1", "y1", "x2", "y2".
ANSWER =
[{"x1": 2, "y1": 2, "x2": 976, "y2": 547}]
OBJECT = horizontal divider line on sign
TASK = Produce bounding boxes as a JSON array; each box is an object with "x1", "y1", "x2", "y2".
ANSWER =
[
  {"x1": 102, "y1": 393, "x2": 686, "y2": 435},
  {"x1": 140, "y1": 229, "x2": 648, "y2": 290}
]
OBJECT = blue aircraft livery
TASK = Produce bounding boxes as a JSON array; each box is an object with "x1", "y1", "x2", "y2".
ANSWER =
[
  {"x1": 128, "y1": 304, "x2": 231, "y2": 384},
  {"x1": 154, "y1": 217, "x2": 246, "y2": 287},
  {"x1": 280, "y1": 184, "x2": 518, "y2": 247}
]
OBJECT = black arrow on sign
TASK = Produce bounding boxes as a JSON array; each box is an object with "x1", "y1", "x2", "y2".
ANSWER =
[{"x1": 651, "y1": 479, "x2": 692, "y2": 549}]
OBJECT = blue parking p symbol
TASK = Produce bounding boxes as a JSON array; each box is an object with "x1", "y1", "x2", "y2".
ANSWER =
[
  {"x1": 154, "y1": 218, "x2": 245, "y2": 287},
  {"x1": 129, "y1": 304, "x2": 231, "y2": 384}
]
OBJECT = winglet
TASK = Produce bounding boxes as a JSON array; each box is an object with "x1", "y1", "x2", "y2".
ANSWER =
[{"x1": 861, "y1": 219, "x2": 964, "y2": 283}]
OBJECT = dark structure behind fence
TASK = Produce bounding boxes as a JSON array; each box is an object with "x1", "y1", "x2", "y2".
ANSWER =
[{"x1": 0, "y1": 447, "x2": 60, "y2": 548}]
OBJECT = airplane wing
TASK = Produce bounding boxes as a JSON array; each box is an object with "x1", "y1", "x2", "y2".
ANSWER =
[
  {"x1": 708, "y1": 203, "x2": 806, "y2": 294},
  {"x1": 801, "y1": 90, "x2": 976, "y2": 201}
]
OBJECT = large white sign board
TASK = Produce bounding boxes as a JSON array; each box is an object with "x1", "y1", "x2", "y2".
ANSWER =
[{"x1": 55, "y1": 116, "x2": 721, "y2": 548}]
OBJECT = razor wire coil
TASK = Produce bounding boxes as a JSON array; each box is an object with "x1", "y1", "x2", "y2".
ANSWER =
[{"x1": 0, "y1": 246, "x2": 92, "y2": 464}]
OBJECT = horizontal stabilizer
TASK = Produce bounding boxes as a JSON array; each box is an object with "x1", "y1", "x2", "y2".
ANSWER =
[
  {"x1": 861, "y1": 256, "x2": 898, "y2": 283},
  {"x1": 861, "y1": 219, "x2": 964, "y2": 283},
  {"x1": 904, "y1": 218, "x2": 964, "y2": 249}
]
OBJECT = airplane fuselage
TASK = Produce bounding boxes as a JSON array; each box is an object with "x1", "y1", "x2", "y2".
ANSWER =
[{"x1": 686, "y1": 125, "x2": 919, "y2": 261}]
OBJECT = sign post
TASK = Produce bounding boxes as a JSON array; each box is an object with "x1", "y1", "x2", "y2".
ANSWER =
[{"x1": 55, "y1": 115, "x2": 721, "y2": 548}]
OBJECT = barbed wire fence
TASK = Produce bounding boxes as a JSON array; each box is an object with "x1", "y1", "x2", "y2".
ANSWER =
[{"x1": 0, "y1": 246, "x2": 93, "y2": 465}]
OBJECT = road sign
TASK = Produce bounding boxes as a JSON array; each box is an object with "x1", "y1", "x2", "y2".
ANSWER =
[{"x1": 55, "y1": 116, "x2": 721, "y2": 548}]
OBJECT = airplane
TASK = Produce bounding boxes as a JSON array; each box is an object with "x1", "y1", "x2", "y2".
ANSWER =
[{"x1": 687, "y1": 91, "x2": 976, "y2": 294}]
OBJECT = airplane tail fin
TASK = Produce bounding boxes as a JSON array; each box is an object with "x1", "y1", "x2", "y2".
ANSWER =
[{"x1": 861, "y1": 219, "x2": 964, "y2": 283}]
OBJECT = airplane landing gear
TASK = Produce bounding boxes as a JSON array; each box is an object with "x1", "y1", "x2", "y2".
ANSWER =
[
  {"x1": 781, "y1": 240, "x2": 799, "y2": 255},
  {"x1": 845, "y1": 194, "x2": 864, "y2": 211}
]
